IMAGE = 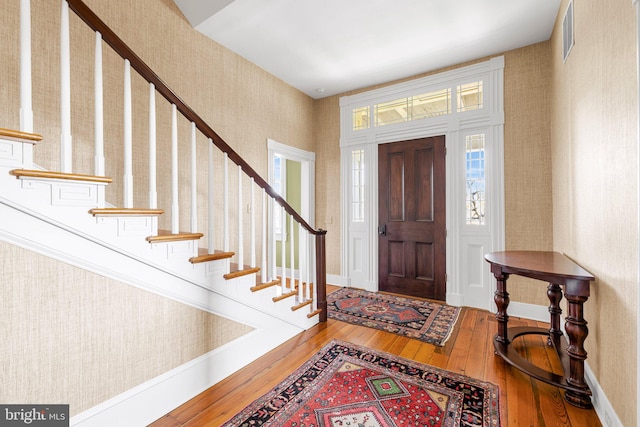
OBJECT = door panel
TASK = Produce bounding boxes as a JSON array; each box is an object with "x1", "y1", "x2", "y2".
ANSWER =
[{"x1": 378, "y1": 136, "x2": 446, "y2": 300}]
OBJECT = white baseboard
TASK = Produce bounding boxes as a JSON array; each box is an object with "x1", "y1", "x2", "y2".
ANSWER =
[
  {"x1": 507, "y1": 301, "x2": 549, "y2": 322},
  {"x1": 584, "y1": 361, "x2": 622, "y2": 427},
  {"x1": 326, "y1": 274, "x2": 348, "y2": 287},
  {"x1": 70, "y1": 326, "x2": 299, "y2": 427},
  {"x1": 489, "y1": 302, "x2": 619, "y2": 427},
  {"x1": 0, "y1": 195, "x2": 307, "y2": 427},
  {"x1": 446, "y1": 292, "x2": 464, "y2": 307}
]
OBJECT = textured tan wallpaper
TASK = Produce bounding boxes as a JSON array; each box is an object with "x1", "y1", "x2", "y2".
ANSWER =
[
  {"x1": 316, "y1": 44, "x2": 555, "y2": 294},
  {"x1": 3, "y1": 0, "x2": 637, "y2": 422},
  {"x1": 313, "y1": 96, "x2": 342, "y2": 275},
  {"x1": 502, "y1": 42, "x2": 554, "y2": 305},
  {"x1": 0, "y1": 241, "x2": 254, "y2": 414},
  {"x1": 0, "y1": 0, "x2": 316, "y2": 416},
  {"x1": 550, "y1": 0, "x2": 638, "y2": 424}
]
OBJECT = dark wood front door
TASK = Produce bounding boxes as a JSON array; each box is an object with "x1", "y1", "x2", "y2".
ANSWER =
[{"x1": 378, "y1": 136, "x2": 446, "y2": 300}]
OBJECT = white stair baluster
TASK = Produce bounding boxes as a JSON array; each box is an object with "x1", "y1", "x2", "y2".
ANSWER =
[
  {"x1": 272, "y1": 198, "x2": 277, "y2": 283},
  {"x1": 261, "y1": 189, "x2": 267, "y2": 280},
  {"x1": 250, "y1": 178, "x2": 256, "y2": 268},
  {"x1": 303, "y1": 230, "x2": 315, "y2": 299},
  {"x1": 223, "y1": 153, "x2": 229, "y2": 252},
  {"x1": 281, "y1": 205, "x2": 286, "y2": 293},
  {"x1": 290, "y1": 213, "x2": 295, "y2": 297},
  {"x1": 149, "y1": 84, "x2": 157, "y2": 208},
  {"x1": 123, "y1": 59, "x2": 133, "y2": 208},
  {"x1": 208, "y1": 140, "x2": 215, "y2": 252},
  {"x1": 298, "y1": 223, "x2": 304, "y2": 301},
  {"x1": 237, "y1": 165, "x2": 244, "y2": 269},
  {"x1": 60, "y1": 0, "x2": 72, "y2": 173},
  {"x1": 190, "y1": 122, "x2": 197, "y2": 233},
  {"x1": 20, "y1": 0, "x2": 33, "y2": 135},
  {"x1": 171, "y1": 104, "x2": 179, "y2": 234},
  {"x1": 94, "y1": 32, "x2": 104, "y2": 178}
]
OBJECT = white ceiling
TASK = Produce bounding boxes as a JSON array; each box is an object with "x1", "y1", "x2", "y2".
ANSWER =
[{"x1": 173, "y1": 0, "x2": 561, "y2": 99}]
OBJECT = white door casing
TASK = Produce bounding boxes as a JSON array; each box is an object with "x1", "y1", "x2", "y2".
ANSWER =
[
  {"x1": 267, "y1": 138, "x2": 316, "y2": 279},
  {"x1": 339, "y1": 57, "x2": 505, "y2": 311}
]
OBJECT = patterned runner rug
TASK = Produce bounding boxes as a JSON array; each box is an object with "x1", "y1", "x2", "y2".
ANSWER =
[
  {"x1": 327, "y1": 287, "x2": 461, "y2": 346},
  {"x1": 222, "y1": 340, "x2": 500, "y2": 427}
]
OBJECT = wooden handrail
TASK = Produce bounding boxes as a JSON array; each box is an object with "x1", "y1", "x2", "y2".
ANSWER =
[{"x1": 66, "y1": 0, "x2": 324, "y2": 237}]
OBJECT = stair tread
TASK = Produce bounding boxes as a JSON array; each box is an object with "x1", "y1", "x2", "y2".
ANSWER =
[
  {"x1": 272, "y1": 289, "x2": 298, "y2": 302},
  {"x1": 190, "y1": 249, "x2": 235, "y2": 264},
  {"x1": 307, "y1": 308, "x2": 323, "y2": 318},
  {"x1": 250, "y1": 279, "x2": 281, "y2": 292},
  {"x1": 89, "y1": 207, "x2": 164, "y2": 217},
  {"x1": 10, "y1": 169, "x2": 113, "y2": 184},
  {"x1": 146, "y1": 230, "x2": 204, "y2": 243},
  {"x1": 223, "y1": 266, "x2": 261, "y2": 280},
  {"x1": 291, "y1": 299, "x2": 313, "y2": 311},
  {"x1": 0, "y1": 127, "x2": 43, "y2": 143}
]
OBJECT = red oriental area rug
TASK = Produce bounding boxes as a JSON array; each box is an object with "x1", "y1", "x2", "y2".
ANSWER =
[
  {"x1": 222, "y1": 340, "x2": 500, "y2": 427},
  {"x1": 327, "y1": 288, "x2": 461, "y2": 346}
]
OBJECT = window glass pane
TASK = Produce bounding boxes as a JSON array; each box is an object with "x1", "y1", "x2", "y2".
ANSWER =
[
  {"x1": 375, "y1": 97, "x2": 409, "y2": 127},
  {"x1": 374, "y1": 88, "x2": 451, "y2": 127},
  {"x1": 352, "y1": 106, "x2": 370, "y2": 130},
  {"x1": 273, "y1": 155, "x2": 282, "y2": 195},
  {"x1": 458, "y1": 81, "x2": 483, "y2": 112},
  {"x1": 351, "y1": 150, "x2": 365, "y2": 222},
  {"x1": 411, "y1": 88, "x2": 451, "y2": 119},
  {"x1": 466, "y1": 134, "x2": 485, "y2": 225}
]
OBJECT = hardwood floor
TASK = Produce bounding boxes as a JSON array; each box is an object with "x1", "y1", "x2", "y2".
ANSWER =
[{"x1": 150, "y1": 292, "x2": 602, "y2": 426}]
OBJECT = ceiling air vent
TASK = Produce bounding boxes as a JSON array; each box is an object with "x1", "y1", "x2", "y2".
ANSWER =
[{"x1": 562, "y1": 0, "x2": 574, "y2": 62}]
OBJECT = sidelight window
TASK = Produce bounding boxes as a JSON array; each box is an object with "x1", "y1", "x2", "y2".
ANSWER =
[
  {"x1": 352, "y1": 149, "x2": 365, "y2": 222},
  {"x1": 465, "y1": 134, "x2": 486, "y2": 225}
]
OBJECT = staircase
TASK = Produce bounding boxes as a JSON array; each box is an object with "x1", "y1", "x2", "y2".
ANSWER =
[
  {"x1": 1, "y1": 2, "x2": 328, "y2": 422},
  {"x1": 0, "y1": 130, "x2": 322, "y2": 330}
]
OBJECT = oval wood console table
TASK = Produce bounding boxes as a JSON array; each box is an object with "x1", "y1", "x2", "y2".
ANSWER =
[{"x1": 484, "y1": 251, "x2": 595, "y2": 409}]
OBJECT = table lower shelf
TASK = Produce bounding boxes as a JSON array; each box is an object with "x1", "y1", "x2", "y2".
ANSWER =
[{"x1": 493, "y1": 326, "x2": 592, "y2": 408}]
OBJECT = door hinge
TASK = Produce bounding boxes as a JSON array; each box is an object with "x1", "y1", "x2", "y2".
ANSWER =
[
  {"x1": 444, "y1": 229, "x2": 448, "y2": 237},
  {"x1": 445, "y1": 273, "x2": 448, "y2": 282}
]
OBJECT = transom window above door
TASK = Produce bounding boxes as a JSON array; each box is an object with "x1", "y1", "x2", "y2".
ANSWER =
[{"x1": 350, "y1": 80, "x2": 484, "y2": 131}]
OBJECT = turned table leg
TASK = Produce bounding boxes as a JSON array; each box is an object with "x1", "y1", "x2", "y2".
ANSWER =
[
  {"x1": 547, "y1": 283, "x2": 563, "y2": 347},
  {"x1": 492, "y1": 268, "x2": 510, "y2": 345},
  {"x1": 564, "y1": 293, "x2": 592, "y2": 408}
]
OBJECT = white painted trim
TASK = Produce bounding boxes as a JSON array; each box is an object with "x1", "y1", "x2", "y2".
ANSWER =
[
  {"x1": 339, "y1": 57, "x2": 505, "y2": 309},
  {"x1": 0, "y1": 199, "x2": 306, "y2": 426},
  {"x1": 554, "y1": 321, "x2": 622, "y2": 427},
  {"x1": 267, "y1": 138, "x2": 316, "y2": 163},
  {"x1": 327, "y1": 273, "x2": 348, "y2": 287},
  {"x1": 70, "y1": 327, "x2": 298, "y2": 427},
  {"x1": 507, "y1": 302, "x2": 549, "y2": 323},
  {"x1": 339, "y1": 57, "x2": 505, "y2": 111},
  {"x1": 501, "y1": 304, "x2": 621, "y2": 427},
  {"x1": 585, "y1": 361, "x2": 623, "y2": 427}
]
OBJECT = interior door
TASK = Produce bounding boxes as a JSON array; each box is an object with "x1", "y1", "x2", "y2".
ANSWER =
[{"x1": 378, "y1": 136, "x2": 446, "y2": 300}]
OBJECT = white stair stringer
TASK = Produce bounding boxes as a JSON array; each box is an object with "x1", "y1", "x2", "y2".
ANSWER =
[
  {"x1": 1, "y1": 133, "x2": 323, "y2": 423},
  {"x1": 0, "y1": 192, "x2": 310, "y2": 427},
  {"x1": 0, "y1": 136, "x2": 321, "y2": 330}
]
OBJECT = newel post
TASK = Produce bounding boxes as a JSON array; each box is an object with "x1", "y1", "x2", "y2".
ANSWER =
[{"x1": 315, "y1": 230, "x2": 327, "y2": 322}]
